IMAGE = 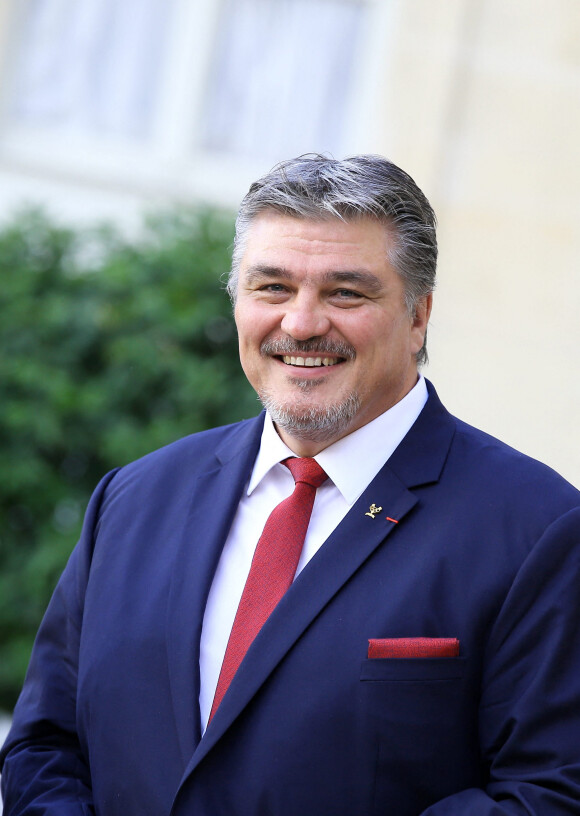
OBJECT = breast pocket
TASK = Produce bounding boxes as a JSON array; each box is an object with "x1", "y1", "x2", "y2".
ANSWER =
[{"x1": 359, "y1": 658, "x2": 478, "y2": 814}]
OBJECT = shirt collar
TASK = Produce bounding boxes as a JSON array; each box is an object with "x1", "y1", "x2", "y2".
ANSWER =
[{"x1": 248, "y1": 375, "x2": 428, "y2": 505}]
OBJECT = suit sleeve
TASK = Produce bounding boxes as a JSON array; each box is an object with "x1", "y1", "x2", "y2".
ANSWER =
[
  {"x1": 418, "y1": 506, "x2": 580, "y2": 815},
  {"x1": 0, "y1": 471, "x2": 119, "y2": 816}
]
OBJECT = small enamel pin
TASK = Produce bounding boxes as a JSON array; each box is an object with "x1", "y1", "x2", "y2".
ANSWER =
[{"x1": 365, "y1": 503, "x2": 382, "y2": 519}]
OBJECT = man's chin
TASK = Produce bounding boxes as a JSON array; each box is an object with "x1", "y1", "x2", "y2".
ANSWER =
[{"x1": 258, "y1": 390, "x2": 361, "y2": 444}]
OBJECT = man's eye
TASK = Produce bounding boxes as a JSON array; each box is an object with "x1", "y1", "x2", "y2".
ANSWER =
[
  {"x1": 261, "y1": 284, "x2": 287, "y2": 293},
  {"x1": 334, "y1": 289, "x2": 362, "y2": 299}
]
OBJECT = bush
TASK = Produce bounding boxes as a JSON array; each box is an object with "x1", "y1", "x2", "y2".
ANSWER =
[{"x1": 0, "y1": 207, "x2": 259, "y2": 709}]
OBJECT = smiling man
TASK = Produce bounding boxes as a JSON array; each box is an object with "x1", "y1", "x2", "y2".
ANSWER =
[
  {"x1": 2, "y1": 155, "x2": 580, "y2": 816},
  {"x1": 235, "y1": 212, "x2": 431, "y2": 454}
]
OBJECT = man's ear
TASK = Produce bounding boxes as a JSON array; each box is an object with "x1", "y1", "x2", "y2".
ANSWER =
[{"x1": 411, "y1": 293, "x2": 433, "y2": 352}]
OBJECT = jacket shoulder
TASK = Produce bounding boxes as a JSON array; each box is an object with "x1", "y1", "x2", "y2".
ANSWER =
[
  {"x1": 451, "y1": 415, "x2": 579, "y2": 498},
  {"x1": 409, "y1": 382, "x2": 580, "y2": 517},
  {"x1": 104, "y1": 414, "x2": 264, "y2": 493}
]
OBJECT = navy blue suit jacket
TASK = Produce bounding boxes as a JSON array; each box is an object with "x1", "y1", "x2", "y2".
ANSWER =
[{"x1": 2, "y1": 383, "x2": 580, "y2": 815}]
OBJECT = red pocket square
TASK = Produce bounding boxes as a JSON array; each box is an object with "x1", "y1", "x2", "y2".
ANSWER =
[{"x1": 368, "y1": 637, "x2": 460, "y2": 658}]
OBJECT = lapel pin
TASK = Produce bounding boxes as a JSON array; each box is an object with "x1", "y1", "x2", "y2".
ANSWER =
[
  {"x1": 386, "y1": 516, "x2": 399, "y2": 524},
  {"x1": 365, "y1": 504, "x2": 382, "y2": 519}
]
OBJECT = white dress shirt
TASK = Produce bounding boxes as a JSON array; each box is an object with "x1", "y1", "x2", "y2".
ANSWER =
[{"x1": 199, "y1": 376, "x2": 428, "y2": 730}]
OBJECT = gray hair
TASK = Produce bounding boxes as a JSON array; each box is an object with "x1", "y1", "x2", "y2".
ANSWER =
[{"x1": 229, "y1": 154, "x2": 437, "y2": 366}]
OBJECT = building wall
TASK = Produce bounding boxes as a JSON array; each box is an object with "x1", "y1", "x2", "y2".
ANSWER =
[
  {"x1": 382, "y1": 0, "x2": 580, "y2": 487},
  {"x1": 0, "y1": 0, "x2": 578, "y2": 486}
]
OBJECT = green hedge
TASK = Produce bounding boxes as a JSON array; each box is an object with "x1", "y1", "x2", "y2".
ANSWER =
[{"x1": 0, "y1": 207, "x2": 258, "y2": 709}]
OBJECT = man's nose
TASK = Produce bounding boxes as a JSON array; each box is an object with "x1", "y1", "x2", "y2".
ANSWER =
[{"x1": 280, "y1": 295, "x2": 331, "y2": 340}]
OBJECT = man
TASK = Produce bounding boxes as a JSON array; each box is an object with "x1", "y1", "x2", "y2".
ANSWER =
[{"x1": 2, "y1": 155, "x2": 580, "y2": 815}]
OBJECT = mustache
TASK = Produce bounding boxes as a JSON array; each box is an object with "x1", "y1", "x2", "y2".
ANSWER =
[{"x1": 260, "y1": 337, "x2": 356, "y2": 360}]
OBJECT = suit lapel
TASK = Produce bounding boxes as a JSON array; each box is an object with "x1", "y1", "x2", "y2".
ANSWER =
[
  {"x1": 189, "y1": 468, "x2": 417, "y2": 769},
  {"x1": 165, "y1": 415, "x2": 264, "y2": 762},
  {"x1": 184, "y1": 382, "x2": 457, "y2": 774}
]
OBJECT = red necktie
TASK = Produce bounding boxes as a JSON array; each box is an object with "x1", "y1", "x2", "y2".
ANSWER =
[{"x1": 208, "y1": 457, "x2": 328, "y2": 723}]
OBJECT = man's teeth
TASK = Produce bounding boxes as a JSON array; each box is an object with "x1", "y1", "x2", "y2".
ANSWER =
[{"x1": 282, "y1": 356, "x2": 339, "y2": 367}]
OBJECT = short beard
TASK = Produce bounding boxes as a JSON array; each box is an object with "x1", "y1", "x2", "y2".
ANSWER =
[
  {"x1": 257, "y1": 336, "x2": 360, "y2": 443},
  {"x1": 259, "y1": 385, "x2": 361, "y2": 444}
]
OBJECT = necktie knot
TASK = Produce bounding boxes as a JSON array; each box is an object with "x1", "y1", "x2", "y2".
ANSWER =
[{"x1": 283, "y1": 457, "x2": 328, "y2": 489}]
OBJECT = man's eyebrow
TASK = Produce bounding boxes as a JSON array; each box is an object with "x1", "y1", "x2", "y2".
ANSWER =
[
  {"x1": 243, "y1": 265, "x2": 385, "y2": 293},
  {"x1": 243, "y1": 265, "x2": 290, "y2": 285},
  {"x1": 321, "y1": 270, "x2": 384, "y2": 293}
]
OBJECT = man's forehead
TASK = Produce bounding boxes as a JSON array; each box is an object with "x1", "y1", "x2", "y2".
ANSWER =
[{"x1": 241, "y1": 211, "x2": 393, "y2": 260}]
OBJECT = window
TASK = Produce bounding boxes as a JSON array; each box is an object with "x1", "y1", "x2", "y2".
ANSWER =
[
  {"x1": 200, "y1": 0, "x2": 365, "y2": 161},
  {"x1": 0, "y1": 0, "x2": 388, "y2": 209},
  {"x1": 7, "y1": 0, "x2": 176, "y2": 140}
]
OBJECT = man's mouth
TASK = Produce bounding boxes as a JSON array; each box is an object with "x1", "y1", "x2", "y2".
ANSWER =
[
  {"x1": 281, "y1": 356, "x2": 341, "y2": 367},
  {"x1": 261, "y1": 338, "x2": 354, "y2": 369}
]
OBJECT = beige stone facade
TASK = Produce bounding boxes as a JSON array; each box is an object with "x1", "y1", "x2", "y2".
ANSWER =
[{"x1": 381, "y1": 1, "x2": 580, "y2": 487}]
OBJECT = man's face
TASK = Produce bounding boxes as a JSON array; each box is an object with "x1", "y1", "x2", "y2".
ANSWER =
[{"x1": 234, "y1": 212, "x2": 431, "y2": 455}]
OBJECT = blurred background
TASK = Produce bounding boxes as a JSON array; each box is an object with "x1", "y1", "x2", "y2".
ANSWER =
[{"x1": 0, "y1": 0, "x2": 578, "y2": 746}]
